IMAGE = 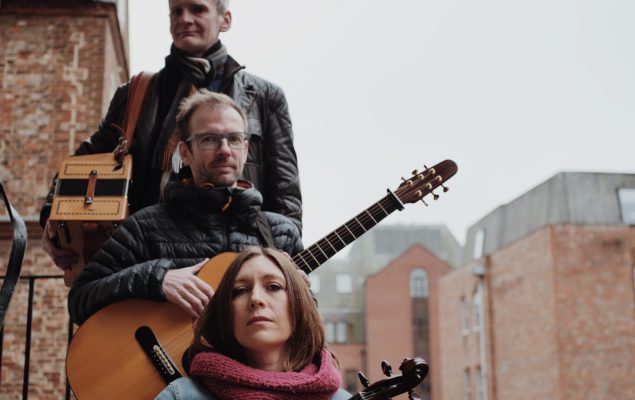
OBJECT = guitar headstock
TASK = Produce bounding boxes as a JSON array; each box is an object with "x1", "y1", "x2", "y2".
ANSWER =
[
  {"x1": 395, "y1": 160, "x2": 458, "y2": 205},
  {"x1": 355, "y1": 357, "x2": 429, "y2": 400}
]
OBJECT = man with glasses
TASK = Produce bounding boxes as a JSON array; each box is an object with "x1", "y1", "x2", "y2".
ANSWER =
[{"x1": 68, "y1": 91, "x2": 303, "y2": 325}]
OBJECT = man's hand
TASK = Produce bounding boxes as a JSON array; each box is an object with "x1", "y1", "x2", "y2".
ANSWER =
[
  {"x1": 162, "y1": 259, "x2": 214, "y2": 319},
  {"x1": 41, "y1": 221, "x2": 78, "y2": 270}
]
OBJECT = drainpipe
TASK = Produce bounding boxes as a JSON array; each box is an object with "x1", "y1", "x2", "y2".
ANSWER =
[{"x1": 472, "y1": 262, "x2": 489, "y2": 400}]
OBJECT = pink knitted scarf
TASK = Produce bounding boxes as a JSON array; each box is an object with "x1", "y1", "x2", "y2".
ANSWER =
[{"x1": 190, "y1": 348, "x2": 342, "y2": 400}]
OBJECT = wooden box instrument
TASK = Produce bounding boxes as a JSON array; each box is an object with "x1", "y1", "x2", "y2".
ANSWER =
[
  {"x1": 49, "y1": 153, "x2": 132, "y2": 286},
  {"x1": 47, "y1": 71, "x2": 154, "y2": 287}
]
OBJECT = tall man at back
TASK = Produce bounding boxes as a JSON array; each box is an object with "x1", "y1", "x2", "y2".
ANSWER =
[
  {"x1": 68, "y1": 90, "x2": 303, "y2": 325},
  {"x1": 42, "y1": 0, "x2": 302, "y2": 269}
]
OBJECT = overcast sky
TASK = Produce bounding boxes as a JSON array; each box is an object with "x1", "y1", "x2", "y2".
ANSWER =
[{"x1": 129, "y1": 0, "x2": 635, "y2": 249}]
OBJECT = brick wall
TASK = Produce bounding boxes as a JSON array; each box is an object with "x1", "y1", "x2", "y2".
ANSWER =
[
  {"x1": 551, "y1": 225, "x2": 635, "y2": 399},
  {"x1": 1, "y1": 9, "x2": 125, "y2": 218},
  {"x1": 438, "y1": 225, "x2": 635, "y2": 400},
  {"x1": 1, "y1": 2, "x2": 127, "y2": 398},
  {"x1": 366, "y1": 245, "x2": 452, "y2": 400}
]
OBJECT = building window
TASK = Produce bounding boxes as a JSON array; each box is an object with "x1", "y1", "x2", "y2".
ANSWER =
[
  {"x1": 344, "y1": 369, "x2": 358, "y2": 393},
  {"x1": 461, "y1": 297, "x2": 470, "y2": 335},
  {"x1": 476, "y1": 366, "x2": 486, "y2": 400},
  {"x1": 308, "y1": 274, "x2": 320, "y2": 294},
  {"x1": 473, "y1": 229, "x2": 485, "y2": 259},
  {"x1": 325, "y1": 321, "x2": 335, "y2": 343},
  {"x1": 410, "y1": 268, "x2": 429, "y2": 298},
  {"x1": 335, "y1": 321, "x2": 348, "y2": 343},
  {"x1": 464, "y1": 368, "x2": 472, "y2": 400},
  {"x1": 618, "y1": 188, "x2": 635, "y2": 224},
  {"x1": 336, "y1": 274, "x2": 352, "y2": 294},
  {"x1": 472, "y1": 289, "x2": 482, "y2": 332}
]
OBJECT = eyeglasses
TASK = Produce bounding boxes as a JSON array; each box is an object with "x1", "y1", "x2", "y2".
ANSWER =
[{"x1": 185, "y1": 132, "x2": 249, "y2": 150}]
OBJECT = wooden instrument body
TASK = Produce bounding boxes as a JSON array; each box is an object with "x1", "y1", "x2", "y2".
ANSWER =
[{"x1": 50, "y1": 153, "x2": 132, "y2": 285}]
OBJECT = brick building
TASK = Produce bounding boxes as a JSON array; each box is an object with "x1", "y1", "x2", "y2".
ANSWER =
[
  {"x1": 438, "y1": 172, "x2": 635, "y2": 400},
  {"x1": 312, "y1": 225, "x2": 460, "y2": 398},
  {"x1": 0, "y1": 1, "x2": 128, "y2": 397}
]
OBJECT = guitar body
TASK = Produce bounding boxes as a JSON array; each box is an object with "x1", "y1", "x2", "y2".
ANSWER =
[{"x1": 66, "y1": 253, "x2": 237, "y2": 400}]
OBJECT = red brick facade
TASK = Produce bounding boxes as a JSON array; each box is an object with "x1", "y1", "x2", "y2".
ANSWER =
[
  {"x1": 438, "y1": 225, "x2": 635, "y2": 400},
  {"x1": 1, "y1": 2, "x2": 127, "y2": 398},
  {"x1": 366, "y1": 245, "x2": 453, "y2": 400}
]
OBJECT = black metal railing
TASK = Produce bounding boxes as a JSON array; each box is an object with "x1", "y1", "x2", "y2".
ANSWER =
[{"x1": 0, "y1": 274, "x2": 73, "y2": 400}]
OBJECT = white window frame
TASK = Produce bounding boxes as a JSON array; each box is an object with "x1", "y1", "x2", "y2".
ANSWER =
[
  {"x1": 336, "y1": 274, "x2": 353, "y2": 294},
  {"x1": 473, "y1": 229, "x2": 485, "y2": 259},
  {"x1": 308, "y1": 274, "x2": 320, "y2": 294},
  {"x1": 618, "y1": 188, "x2": 635, "y2": 224},
  {"x1": 461, "y1": 297, "x2": 470, "y2": 335},
  {"x1": 464, "y1": 368, "x2": 472, "y2": 400},
  {"x1": 325, "y1": 321, "x2": 335, "y2": 343},
  {"x1": 335, "y1": 321, "x2": 348, "y2": 343},
  {"x1": 472, "y1": 289, "x2": 482, "y2": 332},
  {"x1": 410, "y1": 268, "x2": 429, "y2": 298}
]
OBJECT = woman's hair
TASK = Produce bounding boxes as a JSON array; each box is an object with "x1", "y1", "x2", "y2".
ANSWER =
[{"x1": 189, "y1": 247, "x2": 326, "y2": 371}]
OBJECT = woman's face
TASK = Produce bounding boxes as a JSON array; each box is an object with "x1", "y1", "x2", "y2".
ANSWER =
[{"x1": 231, "y1": 255, "x2": 293, "y2": 369}]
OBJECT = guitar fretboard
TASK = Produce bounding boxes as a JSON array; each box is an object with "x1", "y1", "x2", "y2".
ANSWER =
[{"x1": 292, "y1": 194, "x2": 402, "y2": 274}]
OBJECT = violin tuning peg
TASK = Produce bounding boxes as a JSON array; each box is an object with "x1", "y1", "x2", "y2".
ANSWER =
[
  {"x1": 358, "y1": 371, "x2": 370, "y2": 389},
  {"x1": 381, "y1": 360, "x2": 393, "y2": 377},
  {"x1": 408, "y1": 390, "x2": 422, "y2": 400}
]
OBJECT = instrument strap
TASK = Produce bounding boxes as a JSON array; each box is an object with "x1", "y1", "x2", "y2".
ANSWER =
[
  {"x1": 256, "y1": 211, "x2": 275, "y2": 248},
  {"x1": 0, "y1": 179, "x2": 27, "y2": 329},
  {"x1": 121, "y1": 71, "x2": 157, "y2": 154}
]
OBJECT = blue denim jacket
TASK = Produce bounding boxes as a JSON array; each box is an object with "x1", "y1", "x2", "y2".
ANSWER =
[{"x1": 155, "y1": 377, "x2": 352, "y2": 400}]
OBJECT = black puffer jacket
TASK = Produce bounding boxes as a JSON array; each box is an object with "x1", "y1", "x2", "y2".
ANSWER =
[
  {"x1": 40, "y1": 50, "x2": 302, "y2": 230},
  {"x1": 68, "y1": 181, "x2": 303, "y2": 325}
]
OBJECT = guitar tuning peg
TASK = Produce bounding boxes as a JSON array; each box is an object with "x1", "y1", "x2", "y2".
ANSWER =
[
  {"x1": 412, "y1": 169, "x2": 419, "y2": 175},
  {"x1": 420, "y1": 198, "x2": 428, "y2": 206},
  {"x1": 423, "y1": 165, "x2": 429, "y2": 171},
  {"x1": 381, "y1": 360, "x2": 393, "y2": 377},
  {"x1": 432, "y1": 190, "x2": 440, "y2": 200},
  {"x1": 441, "y1": 184, "x2": 449, "y2": 192},
  {"x1": 358, "y1": 371, "x2": 370, "y2": 389},
  {"x1": 401, "y1": 177, "x2": 407, "y2": 182}
]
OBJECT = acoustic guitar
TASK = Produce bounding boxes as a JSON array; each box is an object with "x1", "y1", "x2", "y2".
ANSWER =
[{"x1": 66, "y1": 160, "x2": 457, "y2": 399}]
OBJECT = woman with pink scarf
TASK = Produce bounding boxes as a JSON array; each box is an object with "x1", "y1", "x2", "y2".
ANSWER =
[{"x1": 156, "y1": 247, "x2": 351, "y2": 400}]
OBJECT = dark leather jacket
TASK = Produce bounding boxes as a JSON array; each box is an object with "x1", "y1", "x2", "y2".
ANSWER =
[
  {"x1": 68, "y1": 181, "x2": 303, "y2": 325},
  {"x1": 40, "y1": 54, "x2": 302, "y2": 230}
]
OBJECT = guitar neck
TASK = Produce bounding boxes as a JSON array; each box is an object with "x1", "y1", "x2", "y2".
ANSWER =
[{"x1": 292, "y1": 192, "x2": 403, "y2": 274}]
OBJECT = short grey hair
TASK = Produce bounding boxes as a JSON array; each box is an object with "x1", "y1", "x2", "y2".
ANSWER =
[
  {"x1": 216, "y1": 0, "x2": 230, "y2": 13},
  {"x1": 176, "y1": 89, "x2": 248, "y2": 142},
  {"x1": 168, "y1": 0, "x2": 230, "y2": 14}
]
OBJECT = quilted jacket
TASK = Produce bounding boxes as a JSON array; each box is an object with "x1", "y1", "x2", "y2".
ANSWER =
[{"x1": 68, "y1": 181, "x2": 303, "y2": 325}]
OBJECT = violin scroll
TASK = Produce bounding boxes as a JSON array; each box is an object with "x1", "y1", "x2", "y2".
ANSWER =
[{"x1": 354, "y1": 357, "x2": 429, "y2": 400}]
